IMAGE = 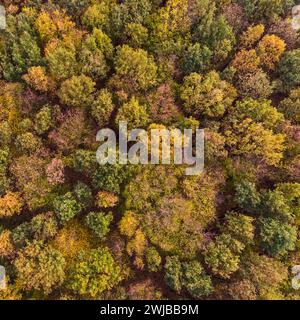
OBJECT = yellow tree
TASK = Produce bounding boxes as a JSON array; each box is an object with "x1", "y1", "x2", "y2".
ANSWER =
[
  {"x1": 119, "y1": 211, "x2": 140, "y2": 238},
  {"x1": 35, "y1": 10, "x2": 75, "y2": 43},
  {"x1": 148, "y1": 0, "x2": 190, "y2": 53},
  {"x1": 0, "y1": 230, "x2": 15, "y2": 259},
  {"x1": 224, "y1": 118, "x2": 285, "y2": 166},
  {"x1": 0, "y1": 192, "x2": 24, "y2": 218},
  {"x1": 232, "y1": 49, "x2": 260, "y2": 74},
  {"x1": 257, "y1": 35, "x2": 286, "y2": 70},
  {"x1": 22, "y1": 66, "x2": 55, "y2": 92},
  {"x1": 240, "y1": 24, "x2": 265, "y2": 49}
]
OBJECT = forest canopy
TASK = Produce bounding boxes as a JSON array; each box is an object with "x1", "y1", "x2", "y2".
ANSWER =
[{"x1": 0, "y1": 0, "x2": 299, "y2": 301}]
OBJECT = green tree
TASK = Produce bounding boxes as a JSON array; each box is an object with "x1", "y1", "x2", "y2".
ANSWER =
[
  {"x1": 279, "y1": 88, "x2": 300, "y2": 124},
  {"x1": 205, "y1": 234, "x2": 245, "y2": 279},
  {"x1": 0, "y1": 13, "x2": 43, "y2": 81},
  {"x1": 85, "y1": 211, "x2": 113, "y2": 239},
  {"x1": 206, "y1": 15, "x2": 236, "y2": 64},
  {"x1": 181, "y1": 43, "x2": 212, "y2": 75},
  {"x1": 12, "y1": 222, "x2": 31, "y2": 248},
  {"x1": 234, "y1": 180, "x2": 261, "y2": 213},
  {"x1": 259, "y1": 217, "x2": 297, "y2": 257},
  {"x1": 164, "y1": 256, "x2": 183, "y2": 292},
  {"x1": 58, "y1": 75, "x2": 95, "y2": 108},
  {"x1": 14, "y1": 241, "x2": 65, "y2": 294},
  {"x1": 74, "y1": 182, "x2": 93, "y2": 208},
  {"x1": 85, "y1": 28, "x2": 113, "y2": 60},
  {"x1": 12, "y1": 212, "x2": 58, "y2": 247},
  {"x1": 276, "y1": 183, "x2": 300, "y2": 222},
  {"x1": 34, "y1": 105, "x2": 58, "y2": 135},
  {"x1": 92, "y1": 163, "x2": 135, "y2": 194},
  {"x1": 239, "y1": 0, "x2": 294, "y2": 22},
  {"x1": 68, "y1": 247, "x2": 123, "y2": 298},
  {"x1": 193, "y1": 12, "x2": 236, "y2": 64},
  {"x1": 117, "y1": 0, "x2": 152, "y2": 26},
  {"x1": 80, "y1": 46, "x2": 108, "y2": 81},
  {"x1": 164, "y1": 257, "x2": 213, "y2": 298},
  {"x1": 25, "y1": 212, "x2": 58, "y2": 242},
  {"x1": 123, "y1": 23, "x2": 148, "y2": 48},
  {"x1": 82, "y1": 2, "x2": 111, "y2": 32},
  {"x1": 221, "y1": 212, "x2": 255, "y2": 245},
  {"x1": 115, "y1": 97, "x2": 149, "y2": 129},
  {"x1": 278, "y1": 49, "x2": 300, "y2": 91},
  {"x1": 53, "y1": 192, "x2": 82, "y2": 224},
  {"x1": 15, "y1": 132, "x2": 41, "y2": 155},
  {"x1": 0, "y1": 147, "x2": 10, "y2": 196},
  {"x1": 181, "y1": 71, "x2": 236, "y2": 118},
  {"x1": 112, "y1": 45, "x2": 157, "y2": 92},
  {"x1": 55, "y1": 0, "x2": 91, "y2": 18},
  {"x1": 80, "y1": 28, "x2": 113, "y2": 80},
  {"x1": 45, "y1": 41, "x2": 78, "y2": 81},
  {"x1": 260, "y1": 190, "x2": 294, "y2": 222},
  {"x1": 182, "y1": 261, "x2": 213, "y2": 298},
  {"x1": 91, "y1": 89, "x2": 115, "y2": 128},
  {"x1": 232, "y1": 98, "x2": 284, "y2": 129},
  {"x1": 145, "y1": 247, "x2": 162, "y2": 272},
  {"x1": 148, "y1": 0, "x2": 191, "y2": 55},
  {"x1": 72, "y1": 149, "x2": 98, "y2": 174}
]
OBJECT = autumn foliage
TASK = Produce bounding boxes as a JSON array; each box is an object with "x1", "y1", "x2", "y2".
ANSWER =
[{"x1": 0, "y1": 0, "x2": 299, "y2": 301}]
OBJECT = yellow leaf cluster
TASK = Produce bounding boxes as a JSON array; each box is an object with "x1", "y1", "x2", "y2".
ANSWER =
[
  {"x1": 257, "y1": 35, "x2": 286, "y2": 70},
  {"x1": 232, "y1": 49, "x2": 260, "y2": 74},
  {"x1": 0, "y1": 230, "x2": 15, "y2": 259},
  {"x1": 22, "y1": 66, "x2": 55, "y2": 92},
  {"x1": 35, "y1": 10, "x2": 75, "y2": 43},
  {"x1": 240, "y1": 25, "x2": 265, "y2": 49},
  {"x1": 0, "y1": 192, "x2": 24, "y2": 218}
]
